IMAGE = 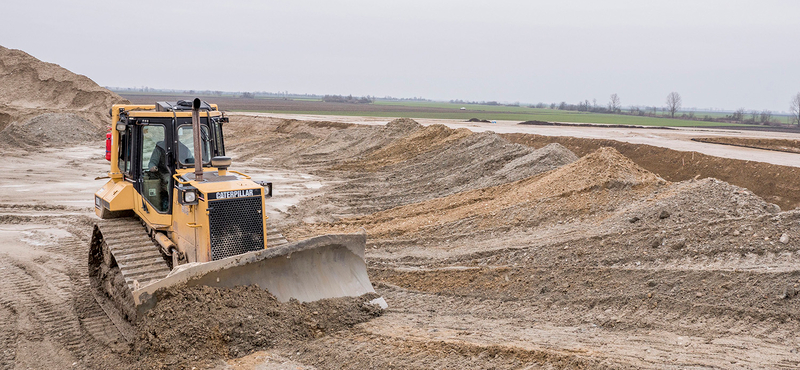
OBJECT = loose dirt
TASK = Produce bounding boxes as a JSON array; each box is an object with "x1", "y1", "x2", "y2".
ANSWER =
[
  {"x1": 502, "y1": 132, "x2": 800, "y2": 210},
  {"x1": 335, "y1": 124, "x2": 472, "y2": 171},
  {"x1": 0, "y1": 45, "x2": 127, "y2": 132},
  {"x1": 4, "y1": 73, "x2": 800, "y2": 369},
  {"x1": 0, "y1": 113, "x2": 103, "y2": 148},
  {"x1": 290, "y1": 147, "x2": 662, "y2": 240},
  {"x1": 134, "y1": 286, "x2": 381, "y2": 369}
]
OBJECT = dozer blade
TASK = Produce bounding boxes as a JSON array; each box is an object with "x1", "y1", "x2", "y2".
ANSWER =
[{"x1": 132, "y1": 233, "x2": 376, "y2": 316}]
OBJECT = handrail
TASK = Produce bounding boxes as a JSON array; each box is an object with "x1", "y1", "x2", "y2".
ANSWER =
[
  {"x1": 227, "y1": 170, "x2": 251, "y2": 179},
  {"x1": 173, "y1": 170, "x2": 250, "y2": 183},
  {"x1": 172, "y1": 174, "x2": 191, "y2": 185}
]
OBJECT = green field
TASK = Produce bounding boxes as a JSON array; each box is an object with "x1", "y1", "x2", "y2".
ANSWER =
[{"x1": 117, "y1": 91, "x2": 761, "y2": 127}]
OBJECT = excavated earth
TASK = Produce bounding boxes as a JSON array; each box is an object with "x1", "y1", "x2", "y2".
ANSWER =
[
  {"x1": 0, "y1": 45, "x2": 127, "y2": 141},
  {"x1": 2, "y1": 110, "x2": 800, "y2": 369}
]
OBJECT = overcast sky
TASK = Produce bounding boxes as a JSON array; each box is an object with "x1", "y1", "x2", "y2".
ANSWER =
[{"x1": 2, "y1": 0, "x2": 799, "y2": 112}]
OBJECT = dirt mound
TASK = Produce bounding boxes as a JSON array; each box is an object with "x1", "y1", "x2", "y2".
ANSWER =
[
  {"x1": 224, "y1": 116, "x2": 426, "y2": 169},
  {"x1": 617, "y1": 177, "x2": 779, "y2": 229},
  {"x1": 275, "y1": 119, "x2": 354, "y2": 134},
  {"x1": 0, "y1": 113, "x2": 103, "y2": 148},
  {"x1": 0, "y1": 45, "x2": 127, "y2": 131},
  {"x1": 336, "y1": 124, "x2": 472, "y2": 171},
  {"x1": 292, "y1": 147, "x2": 662, "y2": 239},
  {"x1": 296, "y1": 119, "x2": 424, "y2": 167},
  {"x1": 350, "y1": 135, "x2": 577, "y2": 203},
  {"x1": 533, "y1": 147, "x2": 663, "y2": 195},
  {"x1": 283, "y1": 131, "x2": 580, "y2": 227},
  {"x1": 501, "y1": 132, "x2": 800, "y2": 210},
  {"x1": 384, "y1": 117, "x2": 423, "y2": 132},
  {"x1": 518, "y1": 120, "x2": 552, "y2": 125},
  {"x1": 133, "y1": 285, "x2": 382, "y2": 369},
  {"x1": 489, "y1": 142, "x2": 579, "y2": 185}
]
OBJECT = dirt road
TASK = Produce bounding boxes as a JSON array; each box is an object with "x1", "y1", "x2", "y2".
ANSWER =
[{"x1": 0, "y1": 142, "x2": 331, "y2": 369}]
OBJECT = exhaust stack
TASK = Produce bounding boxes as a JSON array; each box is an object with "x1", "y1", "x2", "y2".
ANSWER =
[{"x1": 191, "y1": 98, "x2": 203, "y2": 181}]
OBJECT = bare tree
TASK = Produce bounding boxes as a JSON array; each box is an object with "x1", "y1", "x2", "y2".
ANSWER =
[
  {"x1": 732, "y1": 108, "x2": 746, "y2": 122},
  {"x1": 749, "y1": 110, "x2": 759, "y2": 123},
  {"x1": 760, "y1": 110, "x2": 773, "y2": 125},
  {"x1": 791, "y1": 92, "x2": 800, "y2": 125},
  {"x1": 666, "y1": 92, "x2": 681, "y2": 118},
  {"x1": 609, "y1": 93, "x2": 621, "y2": 113}
]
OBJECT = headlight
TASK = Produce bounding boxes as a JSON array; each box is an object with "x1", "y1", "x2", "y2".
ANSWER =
[{"x1": 184, "y1": 191, "x2": 196, "y2": 203}]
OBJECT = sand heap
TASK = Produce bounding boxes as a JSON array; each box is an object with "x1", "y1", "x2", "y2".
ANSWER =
[
  {"x1": 297, "y1": 117, "x2": 425, "y2": 168},
  {"x1": 335, "y1": 124, "x2": 472, "y2": 171},
  {"x1": 224, "y1": 117, "x2": 424, "y2": 168},
  {"x1": 327, "y1": 136, "x2": 581, "y2": 215},
  {"x1": 0, "y1": 45, "x2": 127, "y2": 145},
  {"x1": 268, "y1": 118, "x2": 582, "y2": 227},
  {"x1": 292, "y1": 147, "x2": 664, "y2": 239},
  {"x1": 0, "y1": 113, "x2": 100, "y2": 148}
]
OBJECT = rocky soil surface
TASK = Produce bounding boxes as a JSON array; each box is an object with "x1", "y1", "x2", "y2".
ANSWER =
[{"x1": 1, "y1": 114, "x2": 799, "y2": 369}]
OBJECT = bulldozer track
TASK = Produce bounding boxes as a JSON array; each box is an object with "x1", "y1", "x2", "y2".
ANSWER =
[
  {"x1": 93, "y1": 217, "x2": 171, "y2": 291},
  {"x1": 267, "y1": 224, "x2": 289, "y2": 247},
  {"x1": 85, "y1": 290, "x2": 130, "y2": 346}
]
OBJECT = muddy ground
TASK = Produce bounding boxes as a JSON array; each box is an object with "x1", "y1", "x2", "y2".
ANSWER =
[{"x1": 1, "y1": 114, "x2": 800, "y2": 369}]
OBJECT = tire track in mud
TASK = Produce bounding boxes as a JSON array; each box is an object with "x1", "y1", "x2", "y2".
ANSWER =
[
  {"x1": 0, "y1": 303, "x2": 17, "y2": 370},
  {"x1": 0, "y1": 261, "x2": 87, "y2": 360},
  {"x1": 59, "y1": 237, "x2": 128, "y2": 353},
  {"x1": 0, "y1": 232, "x2": 117, "y2": 367},
  {"x1": 362, "y1": 282, "x2": 800, "y2": 369}
]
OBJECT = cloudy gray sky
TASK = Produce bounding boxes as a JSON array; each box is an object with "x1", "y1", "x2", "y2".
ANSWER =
[{"x1": 3, "y1": 0, "x2": 799, "y2": 112}]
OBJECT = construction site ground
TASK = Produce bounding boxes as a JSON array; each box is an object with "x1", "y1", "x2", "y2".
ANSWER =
[{"x1": 1, "y1": 113, "x2": 800, "y2": 369}]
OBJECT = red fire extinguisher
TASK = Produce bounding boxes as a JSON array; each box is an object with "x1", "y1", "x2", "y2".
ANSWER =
[{"x1": 105, "y1": 129, "x2": 112, "y2": 161}]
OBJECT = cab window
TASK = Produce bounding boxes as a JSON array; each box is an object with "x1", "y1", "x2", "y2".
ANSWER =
[
  {"x1": 118, "y1": 125, "x2": 132, "y2": 175},
  {"x1": 177, "y1": 125, "x2": 211, "y2": 166},
  {"x1": 141, "y1": 125, "x2": 169, "y2": 213}
]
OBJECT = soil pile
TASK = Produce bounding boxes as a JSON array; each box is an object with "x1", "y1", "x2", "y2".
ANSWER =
[
  {"x1": 616, "y1": 177, "x2": 779, "y2": 230},
  {"x1": 0, "y1": 45, "x2": 127, "y2": 134},
  {"x1": 0, "y1": 113, "x2": 102, "y2": 148},
  {"x1": 225, "y1": 116, "x2": 423, "y2": 168},
  {"x1": 333, "y1": 136, "x2": 579, "y2": 212},
  {"x1": 298, "y1": 118, "x2": 424, "y2": 168},
  {"x1": 336, "y1": 124, "x2": 472, "y2": 171},
  {"x1": 292, "y1": 147, "x2": 662, "y2": 239},
  {"x1": 133, "y1": 285, "x2": 382, "y2": 369},
  {"x1": 501, "y1": 132, "x2": 800, "y2": 210},
  {"x1": 279, "y1": 128, "x2": 580, "y2": 226}
]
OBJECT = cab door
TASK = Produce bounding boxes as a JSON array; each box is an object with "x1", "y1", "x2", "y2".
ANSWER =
[{"x1": 133, "y1": 123, "x2": 173, "y2": 228}]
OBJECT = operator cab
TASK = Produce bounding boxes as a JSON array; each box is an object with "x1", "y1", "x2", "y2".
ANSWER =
[{"x1": 115, "y1": 100, "x2": 227, "y2": 214}]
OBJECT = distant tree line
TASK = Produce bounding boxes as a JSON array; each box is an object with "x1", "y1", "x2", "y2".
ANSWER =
[
  {"x1": 108, "y1": 86, "x2": 800, "y2": 126},
  {"x1": 322, "y1": 95, "x2": 374, "y2": 104},
  {"x1": 531, "y1": 92, "x2": 800, "y2": 126},
  {"x1": 449, "y1": 99, "x2": 520, "y2": 107}
]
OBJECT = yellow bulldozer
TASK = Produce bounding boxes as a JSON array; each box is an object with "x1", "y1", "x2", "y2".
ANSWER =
[{"x1": 90, "y1": 99, "x2": 378, "y2": 322}]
